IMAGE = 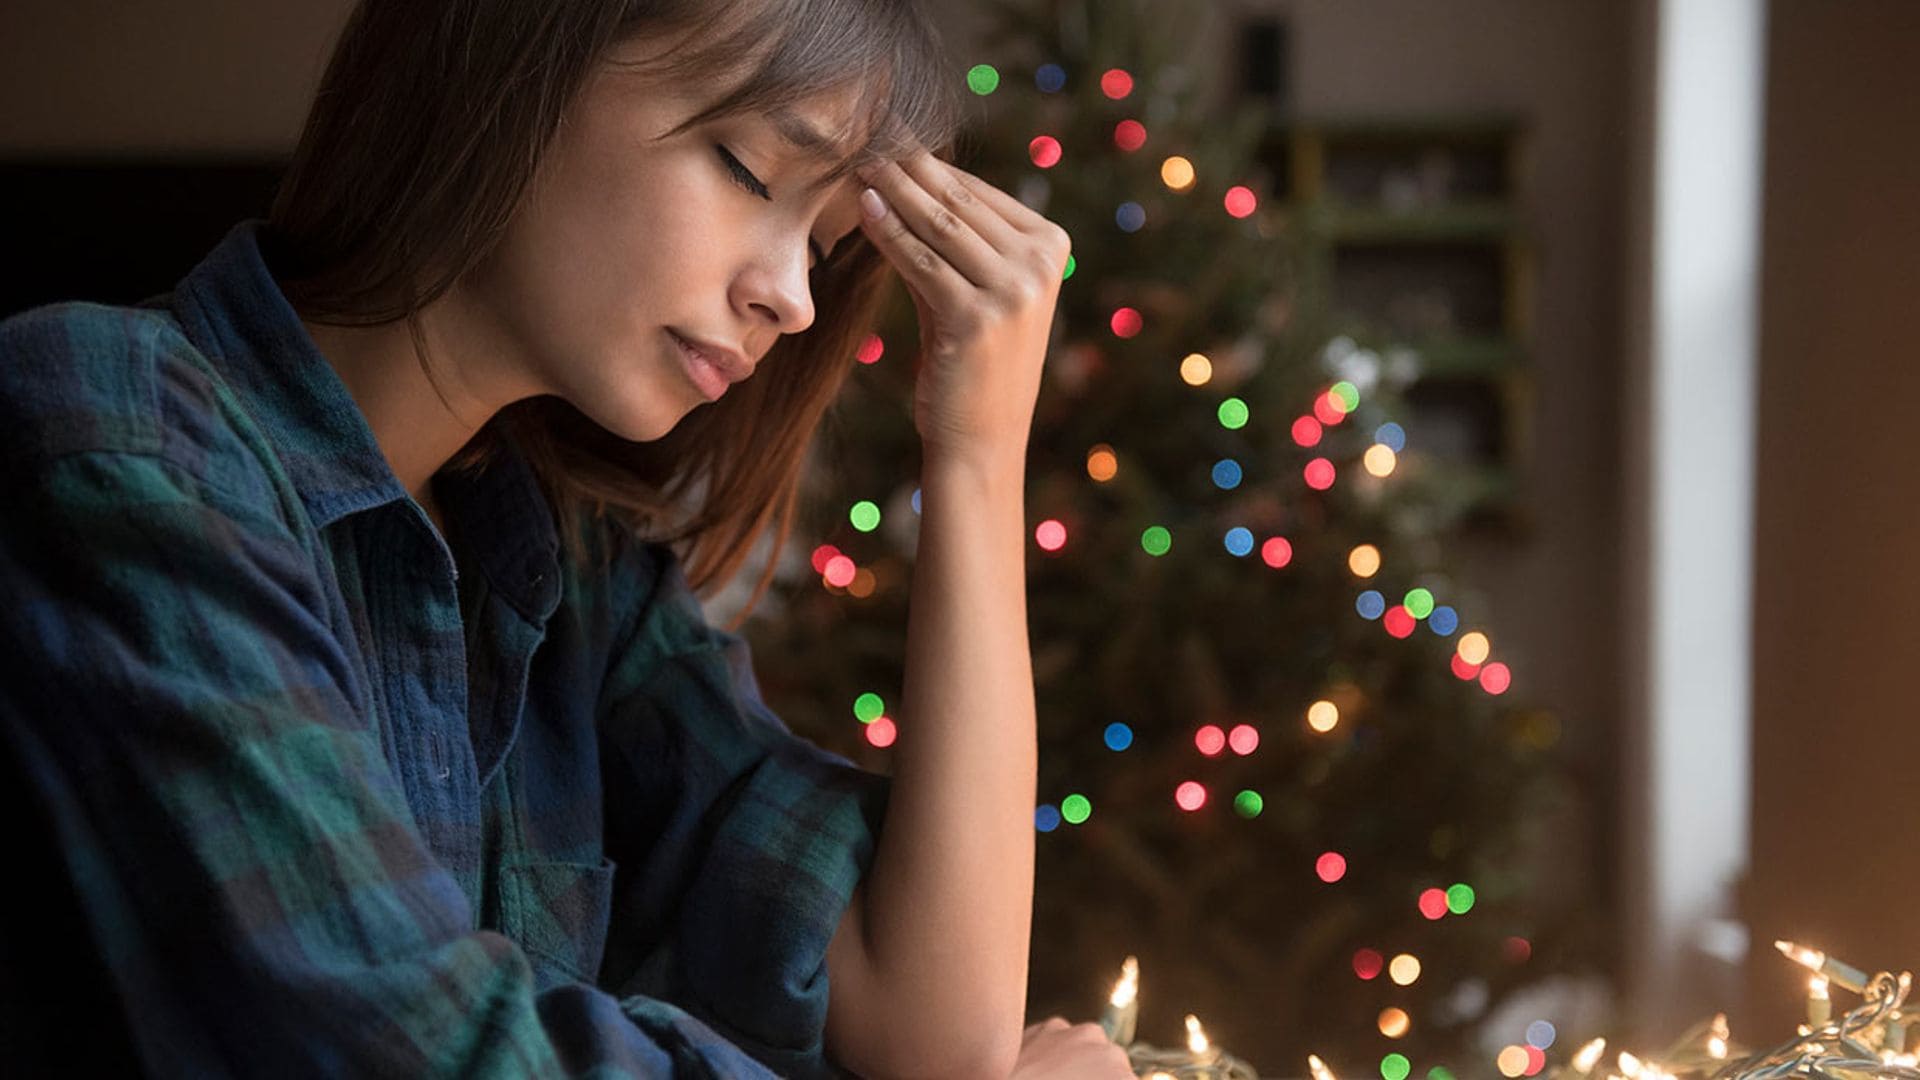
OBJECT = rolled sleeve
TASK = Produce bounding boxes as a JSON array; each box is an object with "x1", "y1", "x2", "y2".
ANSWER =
[{"x1": 597, "y1": 544, "x2": 890, "y2": 1079}]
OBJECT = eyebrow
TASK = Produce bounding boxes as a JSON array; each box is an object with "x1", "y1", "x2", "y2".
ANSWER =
[{"x1": 768, "y1": 108, "x2": 846, "y2": 161}]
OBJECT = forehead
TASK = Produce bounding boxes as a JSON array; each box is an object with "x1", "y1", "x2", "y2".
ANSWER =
[{"x1": 600, "y1": 28, "x2": 883, "y2": 180}]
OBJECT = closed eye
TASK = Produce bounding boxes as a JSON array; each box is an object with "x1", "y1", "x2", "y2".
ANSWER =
[{"x1": 716, "y1": 144, "x2": 828, "y2": 269}]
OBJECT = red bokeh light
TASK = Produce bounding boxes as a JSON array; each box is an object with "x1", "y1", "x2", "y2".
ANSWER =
[
  {"x1": 1113, "y1": 119, "x2": 1147, "y2": 152},
  {"x1": 855, "y1": 334, "x2": 885, "y2": 365},
  {"x1": 1383, "y1": 606, "x2": 1417, "y2": 639},
  {"x1": 865, "y1": 716, "x2": 897, "y2": 748},
  {"x1": 1480, "y1": 662, "x2": 1513, "y2": 695},
  {"x1": 1313, "y1": 392, "x2": 1344, "y2": 426},
  {"x1": 1261, "y1": 537, "x2": 1293, "y2": 569},
  {"x1": 1194, "y1": 724, "x2": 1227, "y2": 757},
  {"x1": 1100, "y1": 68, "x2": 1134, "y2": 100},
  {"x1": 1353, "y1": 948, "x2": 1385, "y2": 980},
  {"x1": 823, "y1": 555, "x2": 857, "y2": 588},
  {"x1": 1035, "y1": 519, "x2": 1067, "y2": 552},
  {"x1": 1028, "y1": 135, "x2": 1062, "y2": 169},
  {"x1": 1418, "y1": 887, "x2": 1449, "y2": 920},
  {"x1": 1304, "y1": 458, "x2": 1336, "y2": 491},
  {"x1": 1316, "y1": 851, "x2": 1348, "y2": 883},
  {"x1": 1174, "y1": 781, "x2": 1207, "y2": 812},
  {"x1": 1228, "y1": 723, "x2": 1260, "y2": 756},
  {"x1": 1291, "y1": 415, "x2": 1323, "y2": 447},
  {"x1": 1451, "y1": 653, "x2": 1482, "y2": 681},
  {"x1": 1110, "y1": 307, "x2": 1143, "y2": 338},
  {"x1": 811, "y1": 544, "x2": 841, "y2": 574},
  {"x1": 1223, "y1": 185, "x2": 1258, "y2": 218}
]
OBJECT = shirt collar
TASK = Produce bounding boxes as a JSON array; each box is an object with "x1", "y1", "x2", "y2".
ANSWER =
[{"x1": 165, "y1": 219, "x2": 560, "y2": 621}]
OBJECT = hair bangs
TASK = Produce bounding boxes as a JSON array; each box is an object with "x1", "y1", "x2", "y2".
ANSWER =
[{"x1": 619, "y1": 0, "x2": 967, "y2": 180}]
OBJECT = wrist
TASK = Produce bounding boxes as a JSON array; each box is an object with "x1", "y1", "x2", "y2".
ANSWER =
[{"x1": 921, "y1": 441, "x2": 1028, "y2": 492}]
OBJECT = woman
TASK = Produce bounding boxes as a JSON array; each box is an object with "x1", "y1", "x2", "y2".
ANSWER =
[{"x1": 0, "y1": 0, "x2": 1130, "y2": 1077}]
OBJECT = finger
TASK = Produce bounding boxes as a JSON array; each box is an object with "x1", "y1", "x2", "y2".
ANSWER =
[
  {"x1": 925, "y1": 157, "x2": 1074, "y2": 277},
  {"x1": 895, "y1": 152, "x2": 1025, "y2": 255},
  {"x1": 934, "y1": 156, "x2": 1065, "y2": 240},
  {"x1": 859, "y1": 158, "x2": 1003, "y2": 288},
  {"x1": 856, "y1": 185, "x2": 973, "y2": 308}
]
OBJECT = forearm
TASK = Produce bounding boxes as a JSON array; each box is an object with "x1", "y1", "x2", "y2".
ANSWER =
[{"x1": 833, "y1": 446, "x2": 1036, "y2": 1077}]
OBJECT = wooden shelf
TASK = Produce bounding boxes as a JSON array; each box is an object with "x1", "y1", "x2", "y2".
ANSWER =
[{"x1": 1257, "y1": 116, "x2": 1532, "y2": 522}]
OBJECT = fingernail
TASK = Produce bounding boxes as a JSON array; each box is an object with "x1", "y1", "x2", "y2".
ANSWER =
[{"x1": 860, "y1": 187, "x2": 887, "y2": 220}]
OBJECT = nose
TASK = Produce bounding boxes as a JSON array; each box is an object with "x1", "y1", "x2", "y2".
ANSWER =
[{"x1": 733, "y1": 239, "x2": 816, "y2": 336}]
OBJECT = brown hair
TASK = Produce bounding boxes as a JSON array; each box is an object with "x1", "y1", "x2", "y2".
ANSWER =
[{"x1": 268, "y1": 0, "x2": 966, "y2": 626}]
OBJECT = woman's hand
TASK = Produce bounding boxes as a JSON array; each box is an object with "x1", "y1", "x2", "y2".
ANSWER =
[
  {"x1": 1009, "y1": 1018, "x2": 1136, "y2": 1079},
  {"x1": 855, "y1": 152, "x2": 1071, "y2": 469}
]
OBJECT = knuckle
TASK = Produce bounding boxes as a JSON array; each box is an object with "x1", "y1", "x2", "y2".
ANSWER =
[
  {"x1": 930, "y1": 207, "x2": 962, "y2": 236},
  {"x1": 943, "y1": 181, "x2": 975, "y2": 207},
  {"x1": 911, "y1": 247, "x2": 940, "y2": 276}
]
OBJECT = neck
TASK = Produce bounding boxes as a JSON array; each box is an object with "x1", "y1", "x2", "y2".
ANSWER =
[{"x1": 298, "y1": 290, "x2": 527, "y2": 509}]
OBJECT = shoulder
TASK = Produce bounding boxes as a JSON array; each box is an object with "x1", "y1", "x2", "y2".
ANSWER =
[{"x1": 0, "y1": 301, "x2": 292, "y2": 519}]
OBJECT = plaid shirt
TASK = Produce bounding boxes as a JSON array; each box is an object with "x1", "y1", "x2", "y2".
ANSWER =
[{"x1": 0, "y1": 221, "x2": 888, "y2": 1078}]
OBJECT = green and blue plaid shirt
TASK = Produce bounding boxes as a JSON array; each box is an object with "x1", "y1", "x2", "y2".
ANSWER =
[{"x1": 0, "y1": 221, "x2": 888, "y2": 1078}]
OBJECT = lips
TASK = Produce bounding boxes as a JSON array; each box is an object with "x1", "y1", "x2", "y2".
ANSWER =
[
  {"x1": 671, "y1": 329, "x2": 745, "y2": 402},
  {"x1": 669, "y1": 329, "x2": 752, "y2": 384}
]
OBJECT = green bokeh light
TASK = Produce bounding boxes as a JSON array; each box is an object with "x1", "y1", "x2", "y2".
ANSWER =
[
  {"x1": 966, "y1": 64, "x2": 1001, "y2": 95},
  {"x1": 1218, "y1": 397, "x2": 1249, "y2": 429},
  {"x1": 1381, "y1": 1053, "x2": 1411, "y2": 1080},
  {"x1": 1404, "y1": 588, "x2": 1436, "y2": 619},
  {"x1": 853, "y1": 692, "x2": 884, "y2": 724},
  {"x1": 1428, "y1": 1068, "x2": 1456, "y2": 1080},
  {"x1": 1233, "y1": 790, "x2": 1264, "y2": 818},
  {"x1": 1332, "y1": 380, "x2": 1360, "y2": 411},
  {"x1": 1446, "y1": 883, "x2": 1476, "y2": 914},
  {"x1": 849, "y1": 500, "x2": 881, "y2": 532},
  {"x1": 1141, "y1": 526, "x2": 1172, "y2": 556},
  {"x1": 1060, "y1": 794, "x2": 1092, "y2": 824},
  {"x1": 1062, "y1": 254, "x2": 1076, "y2": 281}
]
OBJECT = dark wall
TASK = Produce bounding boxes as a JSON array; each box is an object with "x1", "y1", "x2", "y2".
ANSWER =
[
  {"x1": 0, "y1": 161, "x2": 284, "y2": 316},
  {"x1": 1747, "y1": 0, "x2": 1920, "y2": 1031}
]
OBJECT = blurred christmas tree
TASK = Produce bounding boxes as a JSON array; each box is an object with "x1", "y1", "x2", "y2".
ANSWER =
[{"x1": 741, "y1": 0, "x2": 1592, "y2": 1071}]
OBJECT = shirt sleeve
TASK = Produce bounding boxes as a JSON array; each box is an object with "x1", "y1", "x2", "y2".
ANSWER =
[
  {"x1": 0, "y1": 447, "x2": 778, "y2": 1079},
  {"x1": 594, "y1": 542, "x2": 892, "y2": 1080}
]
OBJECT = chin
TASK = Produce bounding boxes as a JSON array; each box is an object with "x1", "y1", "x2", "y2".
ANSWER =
[{"x1": 567, "y1": 387, "x2": 690, "y2": 444}]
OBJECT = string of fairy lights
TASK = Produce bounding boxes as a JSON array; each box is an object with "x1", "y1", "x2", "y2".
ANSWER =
[{"x1": 800, "y1": 55, "x2": 1546, "y2": 1077}]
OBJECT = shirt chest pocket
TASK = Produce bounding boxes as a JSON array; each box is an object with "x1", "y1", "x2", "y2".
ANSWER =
[{"x1": 499, "y1": 857, "x2": 618, "y2": 992}]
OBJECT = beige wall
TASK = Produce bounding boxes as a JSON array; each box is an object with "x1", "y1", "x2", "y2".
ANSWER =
[
  {"x1": 0, "y1": 0, "x2": 350, "y2": 155},
  {"x1": 1746, "y1": 0, "x2": 1920, "y2": 1032}
]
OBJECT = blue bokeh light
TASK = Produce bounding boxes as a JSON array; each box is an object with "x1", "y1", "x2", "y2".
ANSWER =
[
  {"x1": 1211, "y1": 458, "x2": 1243, "y2": 490},
  {"x1": 1356, "y1": 590, "x2": 1387, "y2": 620}
]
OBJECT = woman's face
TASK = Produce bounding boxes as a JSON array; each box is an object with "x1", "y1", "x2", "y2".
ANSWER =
[{"x1": 463, "y1": 30, "x2": 870, "y2": 442}]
